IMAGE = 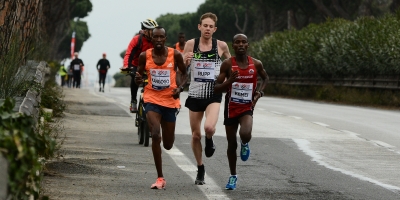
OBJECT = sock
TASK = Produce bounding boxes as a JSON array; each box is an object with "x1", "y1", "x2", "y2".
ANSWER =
[
  {"x1": 198, "y1": 164, "x2": 204, "y2": 172},
  {"x1": 205, "y1": 136, "x2": 213, "y2": 146}
]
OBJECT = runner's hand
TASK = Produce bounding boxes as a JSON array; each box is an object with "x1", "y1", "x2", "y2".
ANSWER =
[
  {"x1": 252, "y1": 91, "x2": 261, "y2": 107},
  {"x1": 228, "y1": 70, "x2": 239, "y2": 84},
  {"x1": 135, "y1": 72, "x2": 143, "y2": 85},
  {"x1": 172, "y1": 88, "x2": 180, "y2": 99},
  {"x1": 184, "y1": 52, "x2": 194, "y2": 65}
]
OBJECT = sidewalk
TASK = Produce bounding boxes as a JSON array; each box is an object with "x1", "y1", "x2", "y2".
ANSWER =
[{"x1": 41, "y1": 88, "x2": 156, "y2": 199}]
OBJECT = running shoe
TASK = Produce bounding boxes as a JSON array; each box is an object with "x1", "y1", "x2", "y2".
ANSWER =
[
  {"x1": 99, "y1": 87, "x2": 101, "y2": 92},
  {"x1": 130, "y1": 102, "x2": 138, "y2": 113},
  {"x1": 195, "y1": 169, "x2": 205, "y2": 185},
  {"x1": 225, "y1": 175, "x2": 237, "y2": 190},
  {"x1": 204, "y1": 137, "x2": 216, "y2": 158},
  {"x1": 150, "y1": 177, "x2": 166, "y2": 189},
  {"x1": 240, "y1": 142, "x2": 250, "y2": 161}
]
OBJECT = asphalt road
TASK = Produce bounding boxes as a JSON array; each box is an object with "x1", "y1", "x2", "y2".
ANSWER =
[{"x1": 41, "y1": 86, "x2": 400, "y2": 200}]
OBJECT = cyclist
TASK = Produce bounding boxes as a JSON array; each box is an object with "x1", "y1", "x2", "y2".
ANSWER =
[
  {"x1": 214, "y1": 33, "x2": 268, "y2": 190},
  {"x1": 135, "y1": 26, "x2": 188, "y2": 189},
  {"x1": 121, "y1": 18, "x2": 158, "y2": 113},
  {"x1": 182, "y1": 12, "x2": 231, "y2": 185}
]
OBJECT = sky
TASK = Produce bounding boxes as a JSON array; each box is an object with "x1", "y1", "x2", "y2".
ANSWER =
[{"x1": 75, "y1": 0, "x2": 206, "y2": 86}]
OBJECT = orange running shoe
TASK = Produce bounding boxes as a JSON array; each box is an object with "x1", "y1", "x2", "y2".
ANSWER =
[{"x1": 151, "y1": 177, "x2": 166, "y2": 189}]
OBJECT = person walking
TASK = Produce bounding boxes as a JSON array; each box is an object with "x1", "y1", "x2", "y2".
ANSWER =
[
  {"x1": 70, "y1": 52, "x2": 85, "y2": 88},
  {"x1": 96, "y1": 53, "x2": 111, "y2": 92},
  {"x1": 58, "y1": 64, "x2": 67, "y2": 87},
  {"x1": 134, "y1": 26, "x2": 188, "y2": 189},
  {"x1": 182, "y1": 12, "x2": 231, "y2": 185},
  {"x1": 214, "y1": 33, "x2": 269, "y2": 190},
  {"x1": 121, "y1": 19, "x2": 158, "y2": 113}
]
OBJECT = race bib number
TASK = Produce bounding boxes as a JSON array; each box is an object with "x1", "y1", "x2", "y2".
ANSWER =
[
  {"x1": 150, "y1": 69, "x2": 170, "y2": 90},
  {"x1": 193, "y1": 61, "x2": 215, "y2": 82},
  {"x1": 74, "y1": 64, "x2": 80, "y2": 70},
  {"x1": 230, "y1": 82, "x2": 253, "y2": 104}
]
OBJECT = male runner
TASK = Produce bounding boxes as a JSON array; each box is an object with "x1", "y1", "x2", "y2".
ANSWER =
[
  {"x1": 173, "y1": 32, "x2": 185, "y2": 53},
  {"x1": 96, "y1": 53, "x2": 110, "y2": 92},
  {"x1": 214, "y1": 33, "x2": 269, "y2": 190},
  {"x1": 122, "y1": 19, "x2": 158, "y2": 113},
  {"x1": 182, "y1": 12, "x2": 231, "y2": 185},
  {"x1": 135, "y1": 26, "x2": 188, "y2": 190},
  {"x1": 70, "y1": 52, "x2": 85, "y2": 88}
]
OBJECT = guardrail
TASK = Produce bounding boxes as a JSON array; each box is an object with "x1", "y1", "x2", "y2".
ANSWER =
[
  {"x1": 0, "y1": 61, "x2": 50, "y2": 199},
  {"x1": 267, "y1": 75, "x2": 400, "y2": 90}
]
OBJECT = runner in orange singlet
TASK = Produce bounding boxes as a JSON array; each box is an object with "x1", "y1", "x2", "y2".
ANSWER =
[
  {"x1": 173, "y1": 32, "x2": 185, "y2": 53},
  {"x1": 135, "y1": 26, "x2": 188, "y2": 190}
]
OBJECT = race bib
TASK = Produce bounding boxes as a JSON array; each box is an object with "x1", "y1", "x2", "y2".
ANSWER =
[
  {"x1": 150, "y1": 69, "x2": 170, "y2": 90},
  {"x1": 193, "y1": 61, "x2": 215, "y2": 82},
  {"x1": 73, "y1": 64, "x2": 80, "y2": 70},
  {"x1": 230, "y1": 82, "x2": 253, "y2": 104}
]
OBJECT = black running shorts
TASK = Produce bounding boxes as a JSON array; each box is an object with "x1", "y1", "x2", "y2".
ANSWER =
[{"x1": 185, "y1": 94, "x2": 222, "y2": 112}]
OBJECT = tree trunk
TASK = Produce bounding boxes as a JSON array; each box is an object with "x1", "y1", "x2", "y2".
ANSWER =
[
  {"x1": 233, "y1": 6, "x2": 248, "y2": 34},
  {"x1": 358, "y1": 0, "x2": 373, "y2": 16},
  {"x1": 331, "y1": 0, "x2": 351, "y2": 20},
  {"x1": 312, "y1": 0, "x2": 335, "y2": 18}
]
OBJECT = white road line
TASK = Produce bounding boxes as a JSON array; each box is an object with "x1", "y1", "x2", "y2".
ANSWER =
[
  {"x1": 312, "y1": 122, "x2": 329, "y2": 127},
  {"x1": 289, "y1": 116, "x2": 302, "y2": 120},
  {"x1": 164, "y1": 146, "x2": 230, "y2": 200},
  {"x1": 293, "y1": 139, "x2": 400, "y2": 192},
  {"x1": 270, "y1": 111, "x2": 283, "y2": 115}
]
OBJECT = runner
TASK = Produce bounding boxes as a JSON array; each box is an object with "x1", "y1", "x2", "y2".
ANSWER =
[
  {"x1": 96, "y1": 53, "x2": 110, "y2": 92},
  {"x1": 70, "y1": 52, "x2": 85, "y2": 88},
  {"x1": 182, "y1": 12, "x2": 231, "y2": 185},
  {"x1": 121, "y1": 19, "x2": 158, "y2": 113},
  {"x1": 173, "y1": 32, "x2": 185, "y2": 53},
  {"x1": 214, "y1": 33, "x2": 269, "y2": 190},
  {"x1": 134, "y1": 26, "x2": 188, "y2": 189}
]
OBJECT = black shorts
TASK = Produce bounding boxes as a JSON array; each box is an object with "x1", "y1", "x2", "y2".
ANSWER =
[
  {"x1": 223, "y1": 110, "x2": 253, "y2": 126},
  {"x1": 185, "y1": 94, "x2": 222, "y2": 112}
]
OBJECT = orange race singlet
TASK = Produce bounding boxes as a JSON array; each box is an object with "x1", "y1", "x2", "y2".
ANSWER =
[
  {"x1": 175, "y1": 42, "x2": 184, "y2": 53},
  {"x1": 144, "y1": 47, "x2": 180, "y2": 108}
]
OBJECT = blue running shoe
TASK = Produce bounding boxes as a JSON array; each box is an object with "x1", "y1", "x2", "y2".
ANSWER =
[
  {"x1": 241, "y1": 142, "x2": 250, "y2": 161},
  {"x1": 225, "y1": 175, "x2": 237, "y2": 190}
]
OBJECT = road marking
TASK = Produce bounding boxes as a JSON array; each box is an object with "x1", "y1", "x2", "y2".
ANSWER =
[
  {"x1": 270, "y1": 111, "x2": 283, "y2": 115},
  {"x1": 312, "y1": 122, "x2": 329, "y2": 127},
  {"x1": 289, "y1": 116, "x2": 302, "y2": 120},
  {"x1": 164, "y1": 146, "x2": 230, "y2": 200},
  {"x1": 293, "y1": 138, "x2": 400, "y2": 192}
]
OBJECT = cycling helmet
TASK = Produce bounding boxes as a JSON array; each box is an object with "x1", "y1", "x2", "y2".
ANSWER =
[{"x1": 141, "y1": 19, "x2": 158, "y2": 30}]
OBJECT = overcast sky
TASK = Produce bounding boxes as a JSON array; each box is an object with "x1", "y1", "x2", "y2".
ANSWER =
[{"x1": 76, "y1": 0, "x2": 205, "y2": 85}]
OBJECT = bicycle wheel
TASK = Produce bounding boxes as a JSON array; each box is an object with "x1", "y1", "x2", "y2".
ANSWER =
[
  {"x1": 143, "y1": 116, "x2": 150, "y2": 147},
  {"x1": 137, "y1": 102, "x2": 145, "y2": 145}
]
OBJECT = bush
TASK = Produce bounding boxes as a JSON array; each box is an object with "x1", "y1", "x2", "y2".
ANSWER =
[{"x1": 251, "y1": 12, "x2": 400, "y2": 78}]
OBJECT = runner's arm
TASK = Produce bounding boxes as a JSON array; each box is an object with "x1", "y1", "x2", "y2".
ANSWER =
[
  {"x1": 174, "y1": 49, "x2": 188, "y2": 89},
  {"x1": 254, "y1": 58, "x2": 269, "y2": 99},
  {"x1": 183, "y1": 39, "x2": 195, "y2": 66},
  {"x1": 218, "y1": 40, "x2": 231, "y2": 60},
  {"x1": 214, "y1": 59, "x2": 237, "y2": 93},
  {"x1": 135, "y1": 52, "x2": 146, "y2": 85}
]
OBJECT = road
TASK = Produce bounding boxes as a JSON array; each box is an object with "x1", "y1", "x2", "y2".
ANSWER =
[{"x1": 42, "y1": 86, "x2": 400, "y2": 200}]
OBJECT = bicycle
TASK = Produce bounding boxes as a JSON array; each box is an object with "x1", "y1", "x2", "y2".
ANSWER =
[{"x1": 135, "y1": 72, "x2": 150, "y2": 147}]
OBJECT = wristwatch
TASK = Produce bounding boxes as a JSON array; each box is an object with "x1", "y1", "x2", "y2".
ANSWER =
[
  {"x1": 258, "y1": 91, "x2": 264, "y2": 97},
  {"x1": 179, "y1": 86, "x2": 184, "y2": 92}
]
